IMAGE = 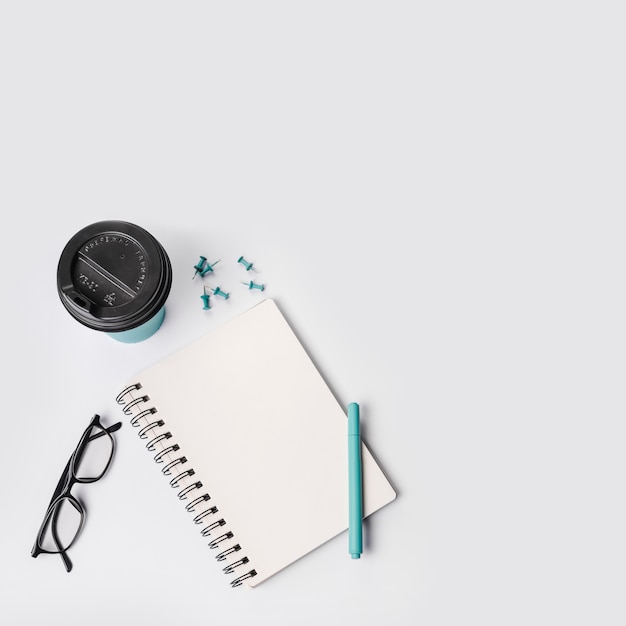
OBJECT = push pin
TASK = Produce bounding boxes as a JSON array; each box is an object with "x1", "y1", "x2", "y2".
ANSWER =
[
  {"x1": 237, "y1": 256, "x2": 254, "y2": 271},
  {"x1": 241, "y1": 280, "x2": 265, "y2": 291},
  {"x1": 207, "y1": 285, "x2": 230, "y2": 299},
  {"x1": 199, "y1": 259, "x2": 221, "y2": 276},
  {"x1": 200, "y1": 286, "x2": 211, "y2": 310},
  {"x1": 193, "y1": 256, "x2": 207, "y2": 279}
]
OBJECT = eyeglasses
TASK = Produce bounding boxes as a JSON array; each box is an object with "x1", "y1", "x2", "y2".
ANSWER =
[{"x1": 31, "y1": 414, "x2": 122, "y2": 572}]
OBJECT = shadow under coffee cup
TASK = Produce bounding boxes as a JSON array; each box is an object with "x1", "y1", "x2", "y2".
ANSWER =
[{"x1": 57, "y1": 220, "x2": 173, "y2": 343}]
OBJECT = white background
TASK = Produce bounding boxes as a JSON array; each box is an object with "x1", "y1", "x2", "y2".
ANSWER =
[{"x1": 0, "y1": 2, "x2": 624, "y2": 625}]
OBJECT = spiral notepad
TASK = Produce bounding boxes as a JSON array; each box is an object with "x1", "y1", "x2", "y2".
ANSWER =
[{"x1": 116, "y1": 299, "x2": 396, "y2": 588}]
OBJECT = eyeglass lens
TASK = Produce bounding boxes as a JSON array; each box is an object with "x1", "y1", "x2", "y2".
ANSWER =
[
  {"x1": 38, "y1": 496, "x2": 84, "y2": 553},
  {"x1": 73, "y1": 424, "x2": 115, "y2": 482}
]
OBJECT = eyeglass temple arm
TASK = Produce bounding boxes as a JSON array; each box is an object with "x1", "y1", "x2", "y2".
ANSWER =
[
  {"x1": 50, "y1": 503, "x2": 74, "y2": 573},
  {"x1": 45, "y1": 457, "x2": 73, "y2": 508},
  {"x1": 102, "y1": 421, "x2": 122, "y2": 435}
]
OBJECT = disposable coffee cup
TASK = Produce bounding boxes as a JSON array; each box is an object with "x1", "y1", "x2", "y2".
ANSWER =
[{"x1": 57, "y1": 220, "x2": 173, "y2": 343}]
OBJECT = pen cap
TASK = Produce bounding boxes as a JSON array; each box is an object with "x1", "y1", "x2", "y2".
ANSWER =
[
  {"x1": 57, "y1": 220, "x2": 172, "y2": 342},
  {"x1": 348, "y1": 403, "x2": 360, "y2": 436}
]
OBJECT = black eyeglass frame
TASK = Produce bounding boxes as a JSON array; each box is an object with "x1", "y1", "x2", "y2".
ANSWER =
[{"x1": 31, "y1": 414, "x2": 122, "y2": 572}]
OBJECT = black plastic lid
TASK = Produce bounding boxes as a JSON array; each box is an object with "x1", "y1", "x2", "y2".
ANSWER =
[{"x1": 57, "y1": 220, "x2": 173, "y2": 333}]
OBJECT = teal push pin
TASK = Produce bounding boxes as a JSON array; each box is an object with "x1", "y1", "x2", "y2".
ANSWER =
[
  {"x1": 199, "y1": 259, "x2": 221, "y2": 276},
  {"x1": 200, "y1": 286, "x2": 211, "y2": 310},
  {"x1": 193, "y1": 256, "x2": 207, "y2": 279},
  {"x1": 237, "y1": 256, "x2": 254, "y2": 271},
  {"x1": 207, "y1": 285, "x2": 230, "y2": 299},
  {"x1": 241, "y1": 280, "x2": 265, "y2": 291}
]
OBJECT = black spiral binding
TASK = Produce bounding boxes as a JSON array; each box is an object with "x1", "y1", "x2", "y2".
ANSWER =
[
  {"x1": 117, "y1": 384, "x2": 257, "y2": 587},
  {"x1": 178, "y1": 481, "x2": 203, "y2": 501},
  {"x1": 138, "y1": 419, "x2": 165, "y2": 439}
]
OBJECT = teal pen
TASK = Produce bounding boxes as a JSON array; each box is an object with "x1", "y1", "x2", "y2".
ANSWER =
[{"x1": 348, "y1": 402, "x2": 363, "y2": 559}]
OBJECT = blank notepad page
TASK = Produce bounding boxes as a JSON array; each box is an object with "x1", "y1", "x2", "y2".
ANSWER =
[{"x1": 119, "y1": 299, "x2": 396, "y2": 587}]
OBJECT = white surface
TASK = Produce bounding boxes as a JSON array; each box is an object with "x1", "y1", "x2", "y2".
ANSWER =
[{"x1": 0, "y1": 2, "x2": 624, "y2": 625}]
